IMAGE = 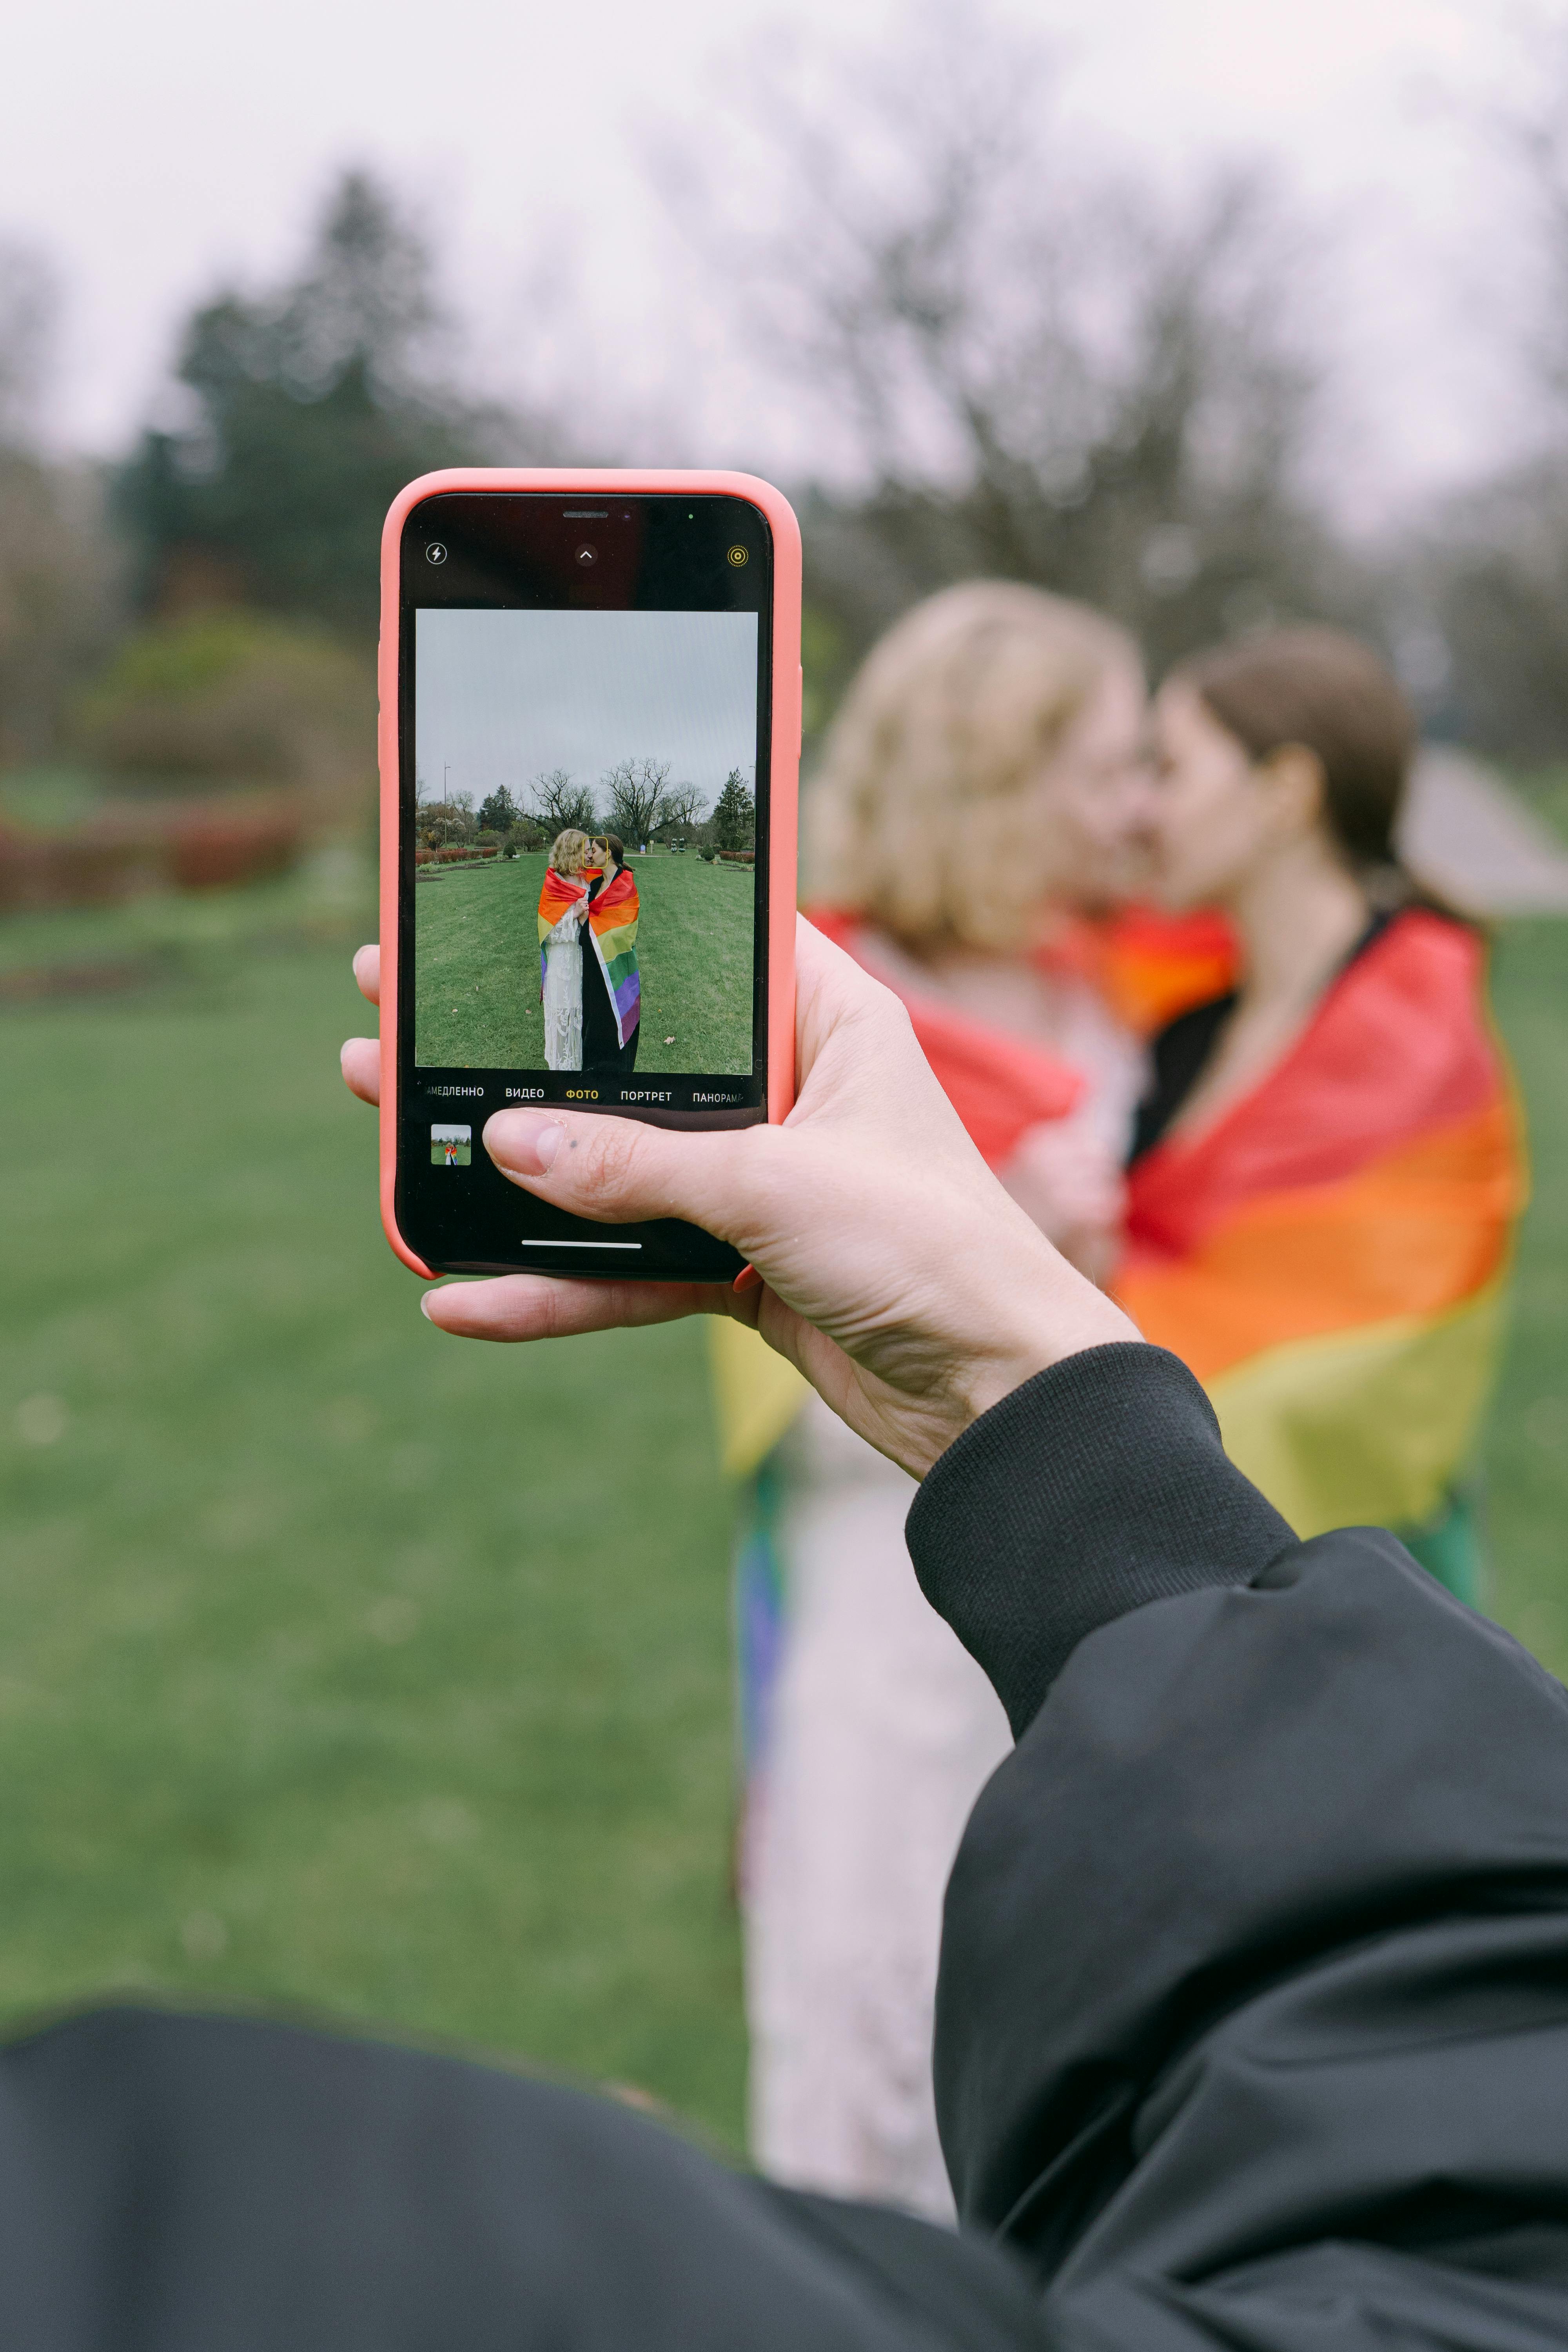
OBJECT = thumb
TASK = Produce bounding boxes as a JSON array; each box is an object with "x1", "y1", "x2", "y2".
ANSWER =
[{"x1": 481, "y1": 1106, "x2": 772, "y2": 1249}]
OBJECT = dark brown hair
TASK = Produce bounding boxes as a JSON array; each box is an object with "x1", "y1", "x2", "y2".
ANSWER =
[
  {"x1": 1176, "y1": 626, "x2": 1415, "y2": 873},
  {"x1": 596, "y1": 834, "x2": 625, "y2": 867}
]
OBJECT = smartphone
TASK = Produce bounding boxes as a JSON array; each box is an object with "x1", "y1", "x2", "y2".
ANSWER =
[{"x1": 377, "y1": 470, "x2": 801, "y2": 1283}]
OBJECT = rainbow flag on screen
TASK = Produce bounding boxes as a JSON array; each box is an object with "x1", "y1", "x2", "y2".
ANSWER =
[
  {"x1": 537, "y1": 868, "x2": 589, "y2": 994},
  {"x1": 1114, "y1": 910, "x2": 1526, "y2": 1539},
  {"x1": 587, "y1": 864, "x2": 641, "y2": 1047}
]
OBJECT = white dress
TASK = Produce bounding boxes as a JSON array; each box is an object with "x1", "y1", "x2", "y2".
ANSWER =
[
  {"x1": 542, "y1": 907, "x2": 584, "y2": 1071},
  {"x1": 741, "y1": 956, "x2": 1145, "y2": 2224},
  {"x1": 743, "y1": 1396, "x2": 1011, "y2": 2221}
]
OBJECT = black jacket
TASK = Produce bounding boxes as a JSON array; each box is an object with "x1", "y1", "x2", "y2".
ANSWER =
[{"x1": 3, "y1": 1344, "x2": 1566, "y2": 2348}]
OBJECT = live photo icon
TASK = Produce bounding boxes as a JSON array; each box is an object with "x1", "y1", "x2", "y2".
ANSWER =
[{"x1": 431, "y1": 1124, "x2": 472, "y2": 1167}]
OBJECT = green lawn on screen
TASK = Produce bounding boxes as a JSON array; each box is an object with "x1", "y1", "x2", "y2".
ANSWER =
[
  {"x1": 0, "y1": 879, "x2": 1567, "y2": 2169},
  {"x1": 414, "y1": 852, "x2": 755, "y2": 1074}
]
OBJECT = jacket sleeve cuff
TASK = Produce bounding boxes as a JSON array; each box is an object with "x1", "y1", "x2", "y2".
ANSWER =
[{"x1": 905, "y1": 1343, "x2": 1296, "y2": 1738}]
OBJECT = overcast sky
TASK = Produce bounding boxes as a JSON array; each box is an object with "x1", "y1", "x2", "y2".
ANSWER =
[
  {"x1": 415, "y1": 608, "x2": 757, "y2": 805},
  {"x1": 5, "y1": 0, "x2": 1561, "y2": 518}
]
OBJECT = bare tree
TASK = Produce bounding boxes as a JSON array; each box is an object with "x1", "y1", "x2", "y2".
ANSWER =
[
  {"x1": 662, "y1": 780, "x2": 708, "y2": 835},
  {"x1": 0, "y1": 242, "x2": 123, "y2": 760},
  {"x1": 665, "y1": 8, "x2": 1349, "y2": 704},
  {"x1": 0, "y1": 241, "x2": 54, "y2": 443},
  {"x1": 528, "y1": 768, "x2": 597, "y2": 833},
  {"x1": 601, "y1": 757, "x2": 673, "y2": 843}
]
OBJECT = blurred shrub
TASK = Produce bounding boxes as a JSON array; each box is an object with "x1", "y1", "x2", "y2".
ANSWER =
[
  {"x1": 0, "y1": 790, "x2": 303, "y2": 910},
  {"x1": 415, "y1": 798, "x2": 476, "y2": 849},
  {"x1": 0, "y1": 826, "x2": 163, "y2": 911},
  {"x1": 169, "y1": 800, "x2": 303, "y2": 889},
  {"x1": 76, "y1": 613, "x2": 374, "y2": 815}
]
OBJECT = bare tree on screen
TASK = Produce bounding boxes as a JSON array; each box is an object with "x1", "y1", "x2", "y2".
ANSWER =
[
  {"x1": 528, "y1": 768, "x2": 598, "y2": 833},
  {"x1": 601, "y1": 757, "x2": 673, "y2": 844},
  {"x1": 662, "y1": 781, "x2": 708, "y2": 836}
]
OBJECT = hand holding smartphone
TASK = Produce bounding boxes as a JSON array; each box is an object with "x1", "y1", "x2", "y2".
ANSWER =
[{"x1": 377, "y1": 470, "x2": 801, "y2": 1282}]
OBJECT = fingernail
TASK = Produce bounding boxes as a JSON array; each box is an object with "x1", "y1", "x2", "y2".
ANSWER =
[
  {"x1": 420, "y1": 1293, "x2": 434, "y2": 1319},
  {"x1": 733, "y1": 1263, "x2": 763, "y2": 1294},
  {"x1": 484, "y1": 1112, "x2": 563, "y2": 1174}
]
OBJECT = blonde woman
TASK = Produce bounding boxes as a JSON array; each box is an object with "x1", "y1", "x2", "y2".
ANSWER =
[
  {"x1": 537, "y1": 829, "x2": 592, "y2": 1071},
  {"x1": 727, "y1": 583, "x2": 1150, "y2": 2221}
]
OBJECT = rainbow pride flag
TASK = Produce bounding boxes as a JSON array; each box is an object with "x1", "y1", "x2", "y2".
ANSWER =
[
  {"x1": 586, "y1": 864, "x2": 641, "y2": 1047},
  {"x1": 537, "y1": 866, "x2": 589, "y2": 996},
  {"x1": 806, "y1": 910, "x2": 1081, "y2": 1160},
  {"x1": 1114, "y1": 911, "x2": 1526, "y2": 1539},
  {"x1": 1090, "y1": 905, "x2": 1240, "y2": 1036}
]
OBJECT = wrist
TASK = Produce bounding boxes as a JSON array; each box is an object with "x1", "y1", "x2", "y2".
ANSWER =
[{"x1": 950, "y1": 1253, "x2": 1138, "y2": 1442}]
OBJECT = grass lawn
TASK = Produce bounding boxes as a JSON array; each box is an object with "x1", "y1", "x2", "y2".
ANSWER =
[
  {"x1": 415, "y1": 852, "x2": 756, "y2": 1074},
  {"x1": 0, "y1": 922, "x2": 747, "y2": 2144},
  {"x1": 0, "y1": 875, "x2": 1566, "y2": 2165},
  {"x1": 1480, "y1": 917, "x2": 1568, "y2": 1678}
]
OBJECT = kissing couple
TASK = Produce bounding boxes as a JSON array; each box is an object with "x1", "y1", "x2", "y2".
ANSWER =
[{"x1": 537, "y1": 831, "x2": 642, "y2": 1074}]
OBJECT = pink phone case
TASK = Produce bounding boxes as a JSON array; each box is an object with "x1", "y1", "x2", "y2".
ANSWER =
[{"x1": 376, "y1": 467, "x2": 803, "y2": 1279}]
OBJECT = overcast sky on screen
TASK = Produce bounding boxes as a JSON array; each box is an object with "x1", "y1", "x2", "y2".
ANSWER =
[
  {"x1": 414, "y1": 609, "x2": 758, "y2": 805},
  {"x1": 2, "y1": 0, "x2": 1556, "y2": 515}
]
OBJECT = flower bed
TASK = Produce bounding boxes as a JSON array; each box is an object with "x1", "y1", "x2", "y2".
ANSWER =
[{"x1": 415, "y1": 845, "x2": 501, "y2": 867}]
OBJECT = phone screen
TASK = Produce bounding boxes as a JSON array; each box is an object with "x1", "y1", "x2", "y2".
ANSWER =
[{"x1": 394, "y1": 492, "x2": 771, "y2": 1278}]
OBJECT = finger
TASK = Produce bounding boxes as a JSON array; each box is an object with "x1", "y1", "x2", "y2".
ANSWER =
[
  {"x1": 341, "y1": 1037, "x2": 380, "y2": 1105},
  {"x1": 353, "y1": 945, "x2": 381, "y2": 1007},
  {"x1": 788, "y1": 916, "x2": 957, "y2": 1140},
  {"x1": 792, "y1": 915, "x2": 893, "y2": 1085},
  {"x1": 481, "y1": 1106, "x2": 764, "y2": 1245},
  {"x1": 476, "y1": 925, "x2": 918, "y2": 1244},
  {"x1": 421, "y1": 1272, "x2": 725, "y2": 1342}
]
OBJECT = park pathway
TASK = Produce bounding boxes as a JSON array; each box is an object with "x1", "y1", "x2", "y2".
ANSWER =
[{"x1": 1401, "y1": 749, "x2": 1568, "y2": 917}]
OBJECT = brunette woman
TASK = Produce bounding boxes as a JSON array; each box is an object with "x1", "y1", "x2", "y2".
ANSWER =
[
  {"x1": 722, "y1": 581, "x2": 1151, "y2": 2220},
  {"x1": 1118, "y1": 626, "x2": 1525, "y2": 1601},
  {"x1": 582, "y1": 835, "x2": 641, "y2": 1074}
]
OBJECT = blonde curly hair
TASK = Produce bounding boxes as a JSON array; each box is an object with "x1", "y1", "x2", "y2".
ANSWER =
[
  {"x1": 548, "y1": 828, "x2": 592, "y2": 877},
  {"x1": 805, "y1": 582, "x2": 1138, "y2": 950}
]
